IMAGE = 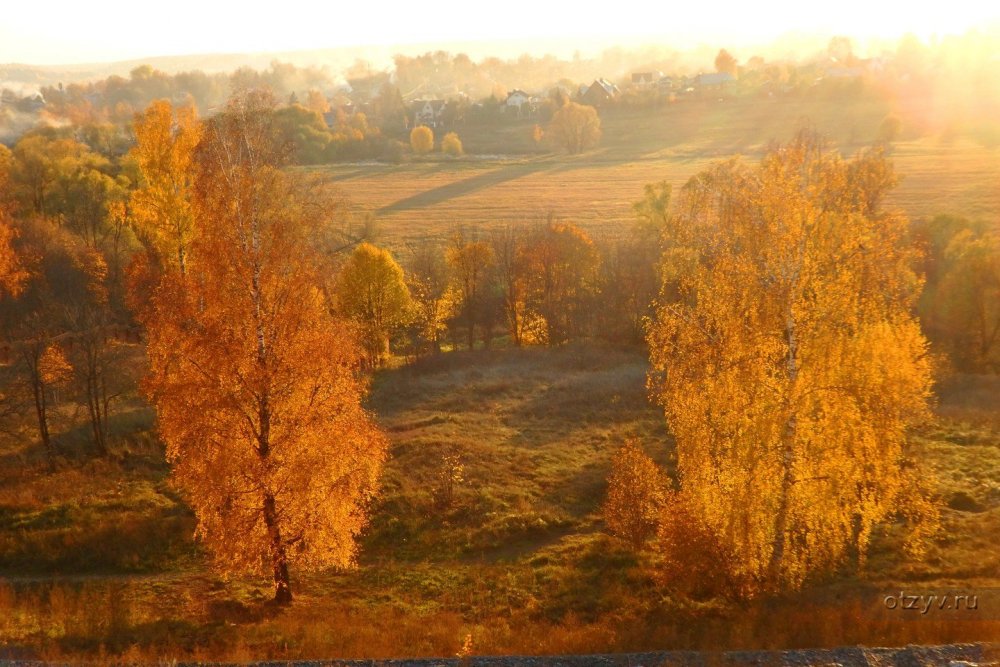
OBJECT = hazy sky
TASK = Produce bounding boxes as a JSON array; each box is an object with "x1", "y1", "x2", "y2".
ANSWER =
[{"x1": 2, "y1": 0, "x2": 998, "y2": 65}]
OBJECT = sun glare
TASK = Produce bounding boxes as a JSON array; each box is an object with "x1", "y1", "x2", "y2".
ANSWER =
[{"x1": 0, "y1": 0, "x2": 997, "y2": 64}]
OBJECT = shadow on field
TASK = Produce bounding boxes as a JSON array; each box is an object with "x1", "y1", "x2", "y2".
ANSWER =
[
  {"x1": 377, "y1": 161, "x2": 554, "y2": 214},
  {"x1": 0, "y1": 506, "x2": 195, "y2": 574}
]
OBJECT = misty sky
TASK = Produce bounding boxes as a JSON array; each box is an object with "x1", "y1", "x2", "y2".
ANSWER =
[{"x1": 2, "y1": 0, "x2": 998, "y2": 65}]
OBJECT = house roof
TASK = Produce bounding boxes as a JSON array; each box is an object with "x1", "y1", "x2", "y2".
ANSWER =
[
  {"x1": 506, "y1": 89, "x2": 529, "y2": 100},
  {"x1": 589, "y1": 78, "x2": 620, "y2": 96},
  {"x1": 694, "y1": 72, "x2": 735, "y2": 87},
  {"x1": 416, "y1": 99, "x2": 446, "y2": 112}
]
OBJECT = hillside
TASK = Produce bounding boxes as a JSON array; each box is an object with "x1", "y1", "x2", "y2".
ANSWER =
[{"x1": 1, "y1": 344, "x2": 998, "y2": 661}]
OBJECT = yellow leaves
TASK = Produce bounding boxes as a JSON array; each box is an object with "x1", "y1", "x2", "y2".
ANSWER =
[
  {"x1": 336, "y1": 243, "x2": 413, "y2": 365},
  {"x1": 410, "y1": 126, "x2": 434, "y2": 154},
  {"x1": 39, "y1": 344, "x2": 73, "y2": 387},
  {"x1": 441, "y1": 132, "x2": 463, "y2": 157},
  {"x1": 548, "y1": 102, "x2": 601, "y2": 154},
  {"x1": 647, "y1": 134, "x2": 935, "y2": 596},
  {"x1": 128, "y1": 100, "x2": 202, "y2": 274},
  {"x1": 305, "y1": 89, "x2": 330, "y2": 115}
]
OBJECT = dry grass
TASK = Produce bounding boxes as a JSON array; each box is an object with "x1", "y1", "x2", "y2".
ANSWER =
[
  {"x1": 1, "y1": 343, "x2": 999, "y2": 662},
  {"x1": 314, "y1": 99, "x2": 1000, "y2": 249}
]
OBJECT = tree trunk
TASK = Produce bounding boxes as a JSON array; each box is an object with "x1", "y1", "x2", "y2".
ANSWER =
[
  {"x1": 768, "y1": 426, "x2": 795, "y2": 587},
  {"x1": 768, "y1": 305, "x2": 800, "y2": 588},
  {"x1": 263, "y1": 492, "x2": 292, "y2": 605},
  {"x1": 32, "y1": 373, "x2": 54, "y2": 466},
  {"x1": 84, "y1": 346, "x2": 108, "y2": 457}
]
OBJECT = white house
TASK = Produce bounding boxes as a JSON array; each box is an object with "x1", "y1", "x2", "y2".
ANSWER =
[
  {"x1": 504, "y1": 89, "x2": 534, "y2": 117},
  {"x1": 413, "y1": 99, "x2": 446, "y2": 128}
]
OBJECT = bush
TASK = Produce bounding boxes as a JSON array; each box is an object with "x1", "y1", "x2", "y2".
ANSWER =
[
  {"x1": 441, "y1": 132, "x2": 463, "y2": 156},
  {"x1": 602, "y1": 439, "x2": 666, "y2": 549},
  {"x1": 410, "y1": 126, "x2": 434, "y2": 154},
  {"x1": 654, "y1": 490, "x2": 739, "y2": 600}
]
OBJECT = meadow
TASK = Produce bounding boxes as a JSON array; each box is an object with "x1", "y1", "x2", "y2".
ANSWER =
[
  {"x1": 319, "y1": 96, "x2": 1000, "y2": 247},
  {"x1": 1, "y1": 91, "x2": 999, "y2": 663},
  {"x1": 1, "y1": 344, "x2": 999, "y2": 662}
]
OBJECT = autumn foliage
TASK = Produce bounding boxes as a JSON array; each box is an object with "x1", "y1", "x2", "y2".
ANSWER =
[
  {"x1": 0, "y1": 217, "x2": 27, "y2": 299},
  {"x1": 128, "y1": 100, "x2": 202, "y2": 275},
  {"x1": 647, "y1": 134, "x2": 935, "y2": 594},
  {"x1": 410, "y1": 125, "x2": 434, "y2": 154},
  {"x1": 135, "y1": 93, "x2": 387, "y2": 604},
  {"x1": 654, "y1": 490, "x2": 739, "y2": 600},
  {"x1": 441, "y1": 132, "x2": 464, "y2": 156},
  {"x1": 337, "y1": 242, "x2": 412, "y2": 366},
  {"x1": 602, "y1": 439, "x2": 667, "y2": 549}
]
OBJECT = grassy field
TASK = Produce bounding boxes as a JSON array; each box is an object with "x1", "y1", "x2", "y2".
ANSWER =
[
  {"x1": 1, "y1": 343, "x2": 999, "y2": 662},
  {"x1": 316, "y1": 98, "x2": 1000, "y2": 248}
]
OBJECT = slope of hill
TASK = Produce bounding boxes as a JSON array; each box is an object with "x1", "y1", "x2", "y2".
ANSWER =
[{"x1": 1, "y1": 344, "x2": 998, "y2": 661}]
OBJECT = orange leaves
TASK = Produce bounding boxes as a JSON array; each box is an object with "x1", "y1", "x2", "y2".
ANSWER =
[
  {"x1": 135, "y1": 92, "x2": 387, "y2": 602},
  {"x1": 38, "y1": 344, "x2": 73, "y2": 388},
  {"x1": 0, "y1": 218, "x2": 28, "y2": 299},
  {"x1": 602, "y1": 439, "x2": 667, "y2": 549}
]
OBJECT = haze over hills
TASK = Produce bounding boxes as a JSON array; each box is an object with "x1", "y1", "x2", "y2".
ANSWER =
[{"x1": 5, "y1": 27, "x2": 989, "y2": 92}]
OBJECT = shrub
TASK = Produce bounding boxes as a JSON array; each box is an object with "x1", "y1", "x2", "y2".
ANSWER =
[
  {"x1": 654, "y1": 490, "x2": 739, "y2": 600},
  {"x1": 441, "y1": 132, "x2": 463, "y2": 156},
  {"x1": 602, "y1": 439, "x2": 666, "y2": 549},
  {"x1": 531, "y1": 124, "x2": 544, "y2": 147},
  {"x1": 410, "y1": 126, "x2": 434, "y2": 154},
  {"x1": 431, "y1": 451, "x2": 465, "y2": 513}
]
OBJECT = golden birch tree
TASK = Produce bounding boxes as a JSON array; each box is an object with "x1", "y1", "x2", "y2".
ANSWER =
[
  {"x1": 138, "y1": 91, "x2": 387, "y2": 604},
  {"x1": 647, "y1": 134, "x2": 934, "y2": 595},
  {"x1": 129, "y1": 99, "x2": 202, "y2": 276}
]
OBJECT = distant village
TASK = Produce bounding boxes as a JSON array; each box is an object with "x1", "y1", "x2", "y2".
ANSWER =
[
  {"x1": 317, "y1": 55, "x2": 883, "y2": 134},
  {"x1": 1, "y1": 45, "x2": 891, "y2": 148}
]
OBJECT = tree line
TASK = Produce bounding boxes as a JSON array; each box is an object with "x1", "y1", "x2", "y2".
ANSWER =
[{"x1": 336, "y1": 204, "x2": 662, "y2": 365}]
